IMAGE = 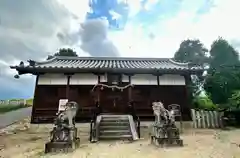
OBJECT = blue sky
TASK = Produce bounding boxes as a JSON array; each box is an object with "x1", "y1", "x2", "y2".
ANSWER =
[
  {"x1": 58, "y1": 0, "x2": 239, "y2": 57},
  {"x1": 0, "y1": 0, "x2": 240, "y2": 99}
]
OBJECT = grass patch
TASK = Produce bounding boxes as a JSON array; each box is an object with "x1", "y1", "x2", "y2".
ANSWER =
[
  {"x1": 26, "y1": 98, "x2": 33, "y2": 105},
  {"x1": 0, "y1": 104, "x2": 27, "y2": 114}
]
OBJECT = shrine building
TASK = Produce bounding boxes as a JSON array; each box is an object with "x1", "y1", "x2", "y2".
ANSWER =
[{"x1": 10, "y1": 56, "x2": 204, "y2": 123}]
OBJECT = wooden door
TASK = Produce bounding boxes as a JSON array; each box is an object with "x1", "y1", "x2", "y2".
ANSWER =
[{"x1": 100, "y1": 88, "x2": 128, "y2": 114}]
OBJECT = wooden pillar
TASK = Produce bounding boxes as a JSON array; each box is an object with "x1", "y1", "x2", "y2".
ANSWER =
[
  {"x1": 154, "y1": 74, "x2": 161, "y2": 102},
  {"x1": 97, "y1": 87, "x2": 100, "y2": 106},
  {"x1": 96, "y1": 75, "x2": 102, "y2": 114},
  {"x1": 157, "y1": 75, "x2": 160, "y2": 86},
  {"x1": 64, "y1": 73, "x2": 73, "y2": 100},
  {"x1": 97, "y1": 75, "x2": 101, "y2": 104},
  {"x1": 185, "y1": 74, "x2": 192, "y2": 105},
  {"x1": 183, "y1": 73, "x2": 192, "y2": 121},
  {"x1": 31, "y1": 74, "x2": 40, "y2": 123},
  {"x1": 128, "y1": 75, "x2": 132, "y2": 102},
  {"x1": 128, "y1": 75, "x2": 135, "y2": 116},
  {"x1": 97, "y1": 75, "x2": 101, "y2": 83}
]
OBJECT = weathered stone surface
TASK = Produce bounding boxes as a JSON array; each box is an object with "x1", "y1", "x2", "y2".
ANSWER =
[
  {"x1": 45, "y1": 101, "x2": 80, "y2": 153},
  {"x1": 151, "y1": 102, "x2": 183, "y2": 147}
]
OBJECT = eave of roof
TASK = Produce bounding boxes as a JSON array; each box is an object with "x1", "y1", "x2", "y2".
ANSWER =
[{"x1": 10, "y1": 56, "x2": 205, "y2": 75}]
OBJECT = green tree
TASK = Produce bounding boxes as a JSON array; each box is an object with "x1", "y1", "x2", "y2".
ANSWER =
[
  {"x1": 228, "y1": 90, "x2": 240, "y2": 110},
  {"x1": 193, "y1": 95, "x2": 217, "y2": 110},
  {"x1": 47, "y1": 48, "x2": 78, "y2": 60},
  {"x1": 208, "y1": 37, "x2": 239, "y2": 74},
  {"x1": 204, "y1": 70, "x2": 237, "y2": 104},
  {"x1": 174, "y1": 39, "x2": 209, "y2": 65},
  {"x1": 174, "y1": 39, "x2": 208, "y2": 99},
  {"x1": 204, "y1": 38, "x2": 240, "y2": 105}
]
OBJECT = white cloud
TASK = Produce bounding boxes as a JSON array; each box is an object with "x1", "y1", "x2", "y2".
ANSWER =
[
  {"x1": 193, "y1": 0, "x2": 240, "y2": 46},
  {"x1": 2, "y1": 0, "x2": 240, "y2": 99},
  {"x1": 57, "y1": 0, "x2": 90, "y2": 22},
  {"x1": 129, "y1": 0, "x2": 240, "y2": 57},
  {"x1": 61, "y1": 0, "x2": 240, "y2": 58},
  {"x1": 0, "y1": 0, "x2": 84, "y2": 99}
]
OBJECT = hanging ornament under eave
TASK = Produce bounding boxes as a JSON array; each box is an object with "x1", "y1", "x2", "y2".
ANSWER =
[
  {"x1": 101, "y1": 86, "x2": 104, "y2": 90},
  {"x1": 112, "y1": 87, "x2": 114, "y2": 91}
]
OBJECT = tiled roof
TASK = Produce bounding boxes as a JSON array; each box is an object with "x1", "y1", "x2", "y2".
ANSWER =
[{"x1": 11, "y1": 56, "x2": 204, "y2": 73}]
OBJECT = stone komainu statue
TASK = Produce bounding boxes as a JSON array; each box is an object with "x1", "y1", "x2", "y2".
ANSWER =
[
  {"x1": 151, "y1": 102, "x2": 183, "y2": 147},
  {"x1": 45, "y1": 101, "x2": 80, "y2": 153},
  {"x1": 50, "y1": 101, "x2": 78, "y2": 142}
]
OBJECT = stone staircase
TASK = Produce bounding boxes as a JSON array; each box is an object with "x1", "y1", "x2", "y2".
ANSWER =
[{"x1": 97, "y1": 115, "x2": 139, "y2": 141}]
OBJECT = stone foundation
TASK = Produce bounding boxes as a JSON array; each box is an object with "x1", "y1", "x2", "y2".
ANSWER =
[{"x1": 45, "y1": 137, "x2": 80, "y2": 153}]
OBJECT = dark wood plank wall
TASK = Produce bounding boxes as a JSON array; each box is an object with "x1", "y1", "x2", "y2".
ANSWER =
[
  {"x1": 131, "y1": 85, "x2": 189, "y2": 120},
  {"x1": 69, "y1": 85, "x2": 96, "y2": 121},
  {"x1": 32, "y1": 85, "x2": 67, "y2": 123},
  {"x1": 32, "y1": 84, "x2": 190, "y2": 123}
]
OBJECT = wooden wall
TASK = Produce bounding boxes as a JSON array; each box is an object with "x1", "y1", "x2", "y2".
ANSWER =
[
  {"x1": 32, "y1": 85, "x2": 95, "y2": 123},
  {"x1": 32, "y1": 85, "x2": 67, "y2": 123},
  {"x1": 31, "y1": 84, "x2": 190, "y2": 123},
  {"x1": 131, "y1": 85, "x2": 189, "y2": 120}
]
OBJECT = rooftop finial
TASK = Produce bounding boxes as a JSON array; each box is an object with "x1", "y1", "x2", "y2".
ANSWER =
[
  {"x1": 14, "y1": 74, "x2": 20, "y2": 79},
  {"x1": 19, "y1": 61, "x2": 24, "y2": 67},
  {"x1": 27, "y1": 60, "x2": 36, "y2": 66}
]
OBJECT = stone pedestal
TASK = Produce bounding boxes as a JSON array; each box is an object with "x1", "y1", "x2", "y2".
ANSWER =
[
  {"x1": 45, "y1": 127, "x2": 80, "y2": 153},
  {"x1": 151, "y1": 102, "x2": 183, "y2": 147},
  {"x1": 151, "y1": 125, "x2": 183, "y2": 147}
]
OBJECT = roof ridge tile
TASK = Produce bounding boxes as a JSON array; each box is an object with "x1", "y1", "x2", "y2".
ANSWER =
[{"x1": 10, "y1": 56, "x2": 204, "y2": 73}]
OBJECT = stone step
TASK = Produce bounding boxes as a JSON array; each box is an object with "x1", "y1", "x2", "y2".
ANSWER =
[
  {"x1": 101, "y1": 114, "x2": 129, "y2": 117},
  {"x1": 101, "y1": 118, "x2": 129, "y2": 122},
  {"x1": 102, "y1": 116, "x2": 128, "y2": 120},
  {"x1": 101, "y1": 115, "x2": 129, "y2": 119},
  {"x1": 101, "y1": 119, "x2": 129, "y2": 123},
  {"x1": 99, "y1": 130, "x2": 131, "y2": 136},
  {"x1": 100, "y1": 121, "x2": 130, "y2": 126},
  {"x1": 96, "y1": 114, "x2": 136, "y2": 141},
  {"x1": 98, "y1": 134, "x2": 132, "y2": 140},
  {"x1": 99, "y1": 125, "x2": 129, "y2": 130}
]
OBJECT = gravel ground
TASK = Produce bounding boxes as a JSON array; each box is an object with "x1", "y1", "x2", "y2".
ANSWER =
[{"x1": 0, "y1": 118, "x2": 240, "y2": 158}]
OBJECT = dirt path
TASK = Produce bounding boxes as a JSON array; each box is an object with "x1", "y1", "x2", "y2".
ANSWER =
[
  {"x1": 1, "y1": 118, "x2": 240, "y2": 158},
  {"x1": 0, "y1": 107, "x2": 32, "y2": 129}
]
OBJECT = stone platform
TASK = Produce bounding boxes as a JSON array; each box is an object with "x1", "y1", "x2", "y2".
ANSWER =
[
  {"x1": 45, "y1": 137, "x2": 80, "y2": 153},
  {"x1": 151, "y1": 136, "x2": 183, "y2": 147}
]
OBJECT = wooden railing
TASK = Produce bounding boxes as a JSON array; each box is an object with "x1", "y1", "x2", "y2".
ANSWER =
[
  {"x1": 89, "y1": 119, "x2": 95, "y2": 142},
  {"x1": 89, "y1": 102, "x2": 101, "y2": 142},
  {"x1": 129, "y1": 103, "x2": 141, "y2": 138},
  {"x1": 89, "y1": 110, "x2": 96, "y2": 142},
  {"x1": 136, "y1": 116, "x2": 141, "y2": 138}
]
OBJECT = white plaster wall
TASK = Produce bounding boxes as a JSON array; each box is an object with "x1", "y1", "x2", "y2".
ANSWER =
[
  {"x1": 100, "y1": 74, "x2": 130, "y2": 83},
  {"x1": 37, "y1": 74, "x2": 67, "y2": 85},
  {"x1": 100, "y1": 74, "x2": 107, "y2": 82},
  {"x1": 70, "y1": 73, "x2": 98, "y2": 85},
  {"x1": 131, "y1": 74, "x2": 158, "y2": 85},
  {"x1": 122, "y1": 75, "x2": 129, "y2": 82},
  {"x1": 159, "y1": 74, "x2": 185, "y2": 85}
]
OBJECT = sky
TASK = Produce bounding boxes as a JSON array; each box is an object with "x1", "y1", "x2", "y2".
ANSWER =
[{"x1": 0, "y1": 0, "x2": 240, "y2": 99}]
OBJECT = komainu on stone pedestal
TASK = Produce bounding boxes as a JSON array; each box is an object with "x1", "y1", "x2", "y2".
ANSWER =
[
  {"x1": 150, "y1": 102, "x2": 183, "y2": 147},
  {"x1": 45, "y1": 101, "x2": 80, "y2": 153}
]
